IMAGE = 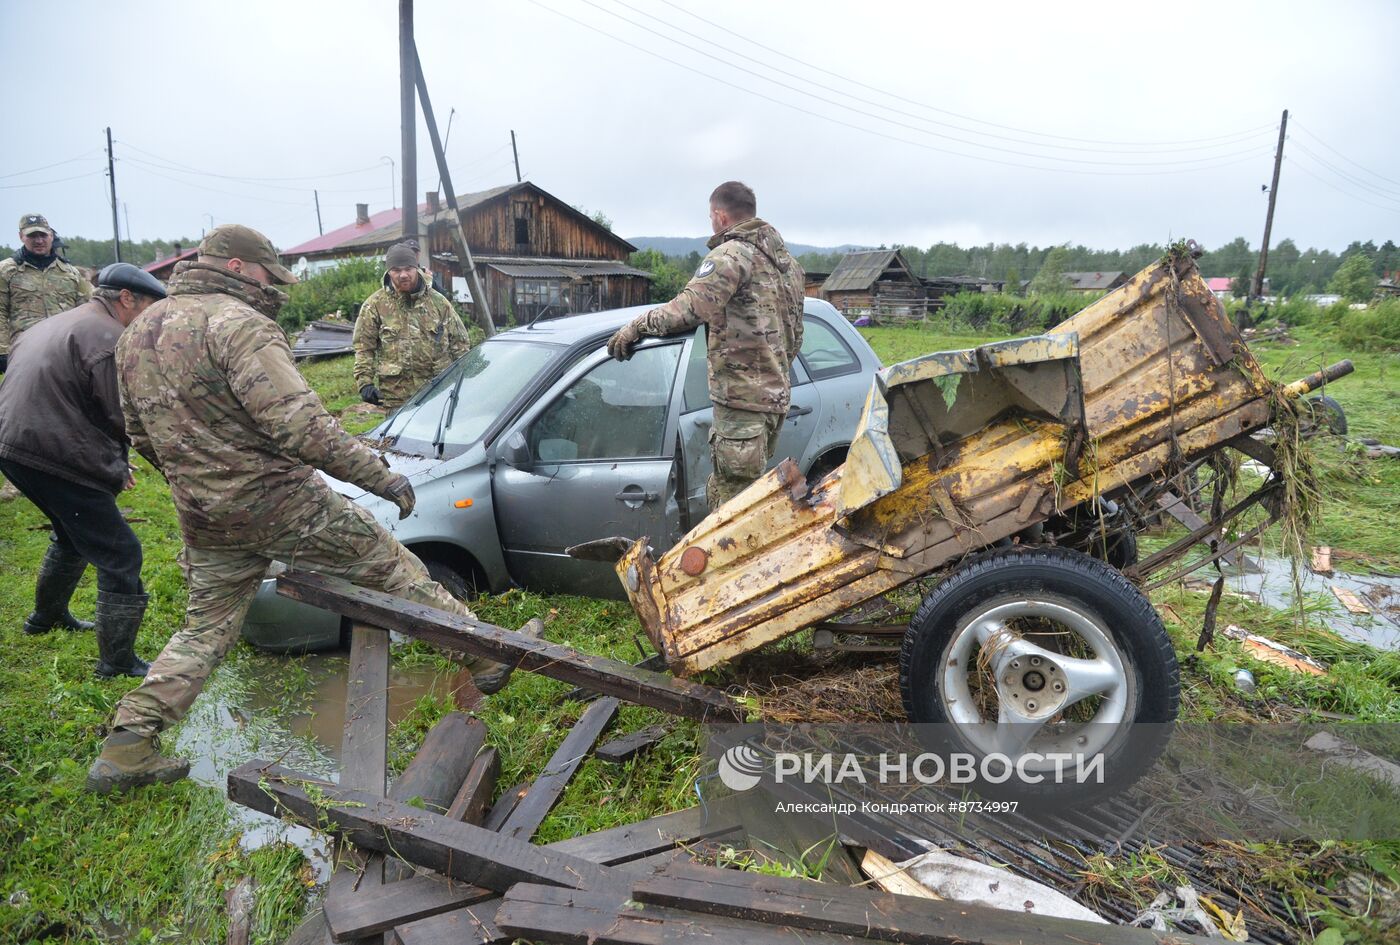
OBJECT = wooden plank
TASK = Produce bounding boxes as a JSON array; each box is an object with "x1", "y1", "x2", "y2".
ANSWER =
[
  {"x1": 445, "y1": 747, "x2": 499, "y2": 825},
  {"x1": 227, "y1": 761, "x2": 612, "y2": 893},
  {"x1": 594, "y1": 725, "x2": 667, "y2": 765},
  {"x1": 1332, "y1": 584, "x2": 1372, "y2": 614},
  {"x1": 860, "y1": 849, "x2": 939, "y2": 900},
  {"x1": 1311, "y1": 545, "x2": 1333, "y2": 575},
  {"x1": 330, "y1": 807, "x2": 743, "y2": 942},
  {"x1": 389, "y1": 714, "x2": 485, "y2": 815},
  {"x1": 496, "y1": 883, "x2": 877, "y2": 945},
  {"x1": 276, "y1": 572, "x2": 741, "y2": 721},
  {"x1": 1155, "y1": 491, "x2": 1258, "y2": 571},
  {"x1": 390, "y1": 899, "x2": 504, "y2": 945},
  {"x1": 630, "y1": 861, "x2": 1222, "y2": 945},
  {"x1": 225, "y1": 876, "x2": 255, "y2": 945},
  {"x1": 481, "y1": 781, "x2": 529, "y2": 832},
  {"x1": 498, "y1": 698, "x2": 619, "y2": 842}
]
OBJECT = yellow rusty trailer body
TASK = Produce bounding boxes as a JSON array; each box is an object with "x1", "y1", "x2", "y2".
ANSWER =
[{"x1": 616, "y1": 251, "x2": 1278, "y2": 675}]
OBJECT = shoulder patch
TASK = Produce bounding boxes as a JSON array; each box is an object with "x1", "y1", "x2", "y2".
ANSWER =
[{"x1": 695, "y1": 259, "x2": 716, "y2": 278}]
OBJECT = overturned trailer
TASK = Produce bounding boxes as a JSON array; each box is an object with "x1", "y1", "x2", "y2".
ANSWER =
[{"x1": 606, "y1": 243, "x2": 1351, "y2": 795}]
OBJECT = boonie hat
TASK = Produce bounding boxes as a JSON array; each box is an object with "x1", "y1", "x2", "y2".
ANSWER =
[
  {"x1": 98, "y1": 263, "x2": 168, "y2": 300},
  {"x1": 19, "y1": 213, "x2": 52, "y2": 237},
  {"x1": 198, "y1": 224, "x2": 298, "y2": 285}
]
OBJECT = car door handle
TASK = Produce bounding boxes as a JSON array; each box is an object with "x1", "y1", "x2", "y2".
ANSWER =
[
  {"x1": 616, "y1": 486, "x2": 660, "y2": 503},
  {"x1": 786, "y1": 405, "x2": 813, "y2": 418}
]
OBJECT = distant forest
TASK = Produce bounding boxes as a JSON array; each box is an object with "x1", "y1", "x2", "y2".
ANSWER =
[
  {"x1": 796, "y1": 238, "x2": 1399, "y2": 299},
  {"x1": 0, "y1": 235, "x2": 196, "y2": 269}
]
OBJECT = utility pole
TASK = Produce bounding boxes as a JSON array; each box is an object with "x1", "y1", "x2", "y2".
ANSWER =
[
  {"x1": 510, "y1": 130, "x2": 522, "y2": 183},
  {"x1": 1251, "y1": 109, "x2": 1288, "y2": 301},
  {"x1": 414, "y1": 44, "x2": 494, "y2": 336},
  {"x1": 314, "y1": 190, "x2": 324, "y2": 236},
  {"x1": 105, "y1": 127, "x2": 121, "y2": 263},
  {"x1": 399, "y1": 0, "x2": 418, "y2": 242}
]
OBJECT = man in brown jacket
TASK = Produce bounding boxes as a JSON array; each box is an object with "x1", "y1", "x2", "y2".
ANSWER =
[{"x1": 0, "y1": 263, "x2": 167, "y2": 677}]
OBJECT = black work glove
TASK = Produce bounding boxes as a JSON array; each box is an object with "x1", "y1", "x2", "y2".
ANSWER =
[
  {"x1": 606, "y1": 323, "x2": 642, "y2": 361},
  {"x1": 359, "y1": 383, "x2": 381, "y2": 405},
  {"x1": 379, "y1": 473, "x2": 415, "y2": 519}
]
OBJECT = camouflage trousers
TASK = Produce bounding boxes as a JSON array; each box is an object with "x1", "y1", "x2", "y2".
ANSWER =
[
  {"x1": 706, "y1": 403, "x2": 784, "y2": 512},
  {"x1": 112, "y1": 491, "x2": 477, "y2": 737}
]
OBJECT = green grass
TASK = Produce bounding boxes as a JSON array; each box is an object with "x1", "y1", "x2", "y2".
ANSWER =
[{"x1": 0, "y1": 317, "x2": 1394, "y2": 942}]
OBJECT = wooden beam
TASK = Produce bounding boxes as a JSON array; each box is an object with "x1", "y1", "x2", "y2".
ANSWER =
[
  {"x1": 630, "y1": 861, "x2": 1222, "y2": 945},
  {"x1": 594, "y1": 725, "x2": 667, "y2": 765},
  {"x1": 498, "y1": 698, "x2": 619, "y2": 842},
  {"x1": 276, "y1": 572, "x2": 741, "y2": 721},
  {"x1": 227, "y1": 761, "x2": 612, "y2": 892},
  {"x1": 325, "y1": 803, "x2": 744, "y2": 941},
  {"x1": 382, "y1": 714, "x2": 486, "y2": 884},
  {"x1": 445, "y1": 747, "x2": 499, "y2": 825},
  {"x1": 481, "y1": 781, "x2": 529, "y2": 832}
]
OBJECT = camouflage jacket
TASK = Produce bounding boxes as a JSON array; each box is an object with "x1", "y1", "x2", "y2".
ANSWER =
[
  {"x1": 352, "y1": 271, "x2": 470, "y2": 396},
  {"x1": 116, "y1": 262, "x2": 397, "y2": 549},
  {"x1": 0, "y1": 252, "x2": 92, "y2": 354},
  {"x1": 629, "y1": 218, "x2": 804, "y2": 414}
]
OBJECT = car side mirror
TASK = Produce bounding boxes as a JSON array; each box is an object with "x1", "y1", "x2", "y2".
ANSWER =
[{"x1": 500, "y1": 430, "x2": 533, "y2": 471}]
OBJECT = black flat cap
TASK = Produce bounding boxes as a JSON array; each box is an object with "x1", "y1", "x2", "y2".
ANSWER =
[{"x1": 97, "y1": 263, "x2": 167, "y2": 299}]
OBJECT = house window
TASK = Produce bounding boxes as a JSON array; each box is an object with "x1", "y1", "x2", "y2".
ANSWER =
[
  {"x1": 515, "y1": 217, "x2": 529, "y2": 246},
  {"x1": 515, "y1": 279, "x2": 562, "y2": 306}
]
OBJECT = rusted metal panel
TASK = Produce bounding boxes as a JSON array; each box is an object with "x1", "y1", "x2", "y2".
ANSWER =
[{"x1": 620, "y1": 252, "x2": 1298, "y2": 676}]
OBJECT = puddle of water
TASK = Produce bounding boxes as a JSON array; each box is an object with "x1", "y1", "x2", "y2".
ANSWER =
[
  {"x1": 174, "y1": 647, "x2": 455, "y2": 882},
  {"x1": 1215, "y1": 556, "x2": 1400, "y2": 651}
]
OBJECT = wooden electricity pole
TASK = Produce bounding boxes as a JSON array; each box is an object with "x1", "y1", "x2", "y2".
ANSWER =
[
  {"x1": 414, "y1": 45, "x2": 494, "y2": 335},
  {"x1": 399, "y1": 0, "x2": 418, "y2": 242},
  {"x1": 1250, "y1": 109, "x2": 1288, "y2": 301},
  {"x1": 314, "y1": 190, "x2": 323, "y2": 236},
  {"x1": 511, "y1": 130, "x2": 522, "y2": 183},
  {"x1": 105, "y1": 127, "x2": 121, "y2": 262}
]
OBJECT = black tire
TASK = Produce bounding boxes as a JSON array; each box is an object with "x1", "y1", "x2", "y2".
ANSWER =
[
  {"x1": 1302, "y1": 394, "x2": 1348, "y2": 437},
  {"x1": 805, "y1": 448, "x2": 847, "y2": 489},
  {"x1": 1084, "y1": 528, "x2": 1138, "y2": 570},
  {"x1": 423, "y1": 558, "x2": 480, "y2": 602},
  {"x1": 899, "y1": 546, "x2": 1178, "y2": 805}
]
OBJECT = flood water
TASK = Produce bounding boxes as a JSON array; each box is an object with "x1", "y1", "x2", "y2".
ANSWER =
[
  {"x1": 174, "y1": 647, "x2": 455, "y2": 882},
  {"x1": 1215, "y1": 555, "x2": 1400, "y2": 650}
]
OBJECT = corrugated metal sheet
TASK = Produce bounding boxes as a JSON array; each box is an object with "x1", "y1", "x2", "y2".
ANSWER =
[
  {"x1": 1064, "y1": 271, "x2": 1126, "y2": 290},
  {"x1": 488, "y1": 262, "x2": 574, "y2": 279},
  {"x1": 822, "y1": 250, "x2": 901, "y2": 292}
]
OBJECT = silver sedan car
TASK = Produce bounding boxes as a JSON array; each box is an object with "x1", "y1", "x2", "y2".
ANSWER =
[{"x1": 243, "y1": 298, "x2": 881, "y2": 652}]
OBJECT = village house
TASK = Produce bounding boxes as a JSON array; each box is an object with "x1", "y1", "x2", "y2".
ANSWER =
[
  {"x1": 818, "y1": 249, "x2": 926, "y2": 317},
  {"x1": 279, "y1": 181, "x2": 651, "y2": 324},
  {"x1": 1062, "y1": 271, "x2": 1129, "y2": 293}
]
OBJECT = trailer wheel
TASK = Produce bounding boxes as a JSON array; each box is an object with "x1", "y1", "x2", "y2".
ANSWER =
[
  {"x1": 1301, "y1": 394, "x2": 1348, "y2": 437},
  {"x1": 900, "y1": 546, "x2": 1178, "y2": 804}
]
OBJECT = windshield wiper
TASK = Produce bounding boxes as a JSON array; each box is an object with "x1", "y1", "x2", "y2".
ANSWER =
[{"x1": 431, "y1": 365, "x2": 469, "y2": 458}]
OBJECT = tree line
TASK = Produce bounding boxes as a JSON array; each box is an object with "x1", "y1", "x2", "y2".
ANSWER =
[{"x1": 0, "y1": 235, "x2": 198, "y2": 269}]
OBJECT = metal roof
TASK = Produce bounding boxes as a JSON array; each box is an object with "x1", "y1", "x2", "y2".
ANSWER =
[
  {"x1": 441, "y1": 254, "x2": 652, "y2": 280},
  {"x1": 822, "y1": 249, "x2": 914, "y2": 293},
  {"x1": 1063, "y1": 271, "x2": 1126, "y2": 290},
  {"x1": 488, "y1": 262, "x2": 575, "y2": 279}
]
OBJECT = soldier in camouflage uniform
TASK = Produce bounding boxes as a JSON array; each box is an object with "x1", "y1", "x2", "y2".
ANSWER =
[
  {"x1": 86, "y1": 225, "x2": 525, "y2": 794},
  {"x1": 353, "y1": 241, "x2": 470, "y2": 409},
  {"x1": 608, "y1": 182, "x2": 804, "y2": 510},
  {"x1": 0, "y1": 213, "x2": 92, "y2": 372}
]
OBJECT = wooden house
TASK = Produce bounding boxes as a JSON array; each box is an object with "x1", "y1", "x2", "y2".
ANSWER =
[
  {"x1": 281, "y1": 182, "x2": 651, "y2": 324},
  {"x1": 819, "y1": 249, "x2": 926, "y2": 317}
]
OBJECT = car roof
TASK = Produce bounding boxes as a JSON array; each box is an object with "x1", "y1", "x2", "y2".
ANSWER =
[{"x1": 491, "y1": 306, "x2": 653, "y2": 345}]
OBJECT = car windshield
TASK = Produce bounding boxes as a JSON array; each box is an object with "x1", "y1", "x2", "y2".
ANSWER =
[{"x1": 377, "y1": 338, "x2": 559, "y2": 456}]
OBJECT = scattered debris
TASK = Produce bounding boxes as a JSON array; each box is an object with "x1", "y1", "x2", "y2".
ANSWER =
[
  {"x1": 859, "y1": 848, "x2": 940, "y2": 899},
  {"x1": 1304, "y1": 732, "x2": 1400, "y2": 789},
  {"x1": 1311, "y1": 545, "x2": 1333, "y2": 575},
  {"x1": 899, "y1": 848, "x2": 1108, "y2": 924},
  {"x1": 594, "y1": 725, "x2": 667, "y2": 765},
  {"x1": 1131, "y1": 885, "x2": 1247, "y2": 940},
  {"x1": 291, "y1": 316, "x2": 354, "y2": 361},
  {"x1": 1232, "y1": 667, "x2": 1257, "y2": 693},
  {"x1": 1222, "y1": 624, "x2": 1329, "y2": 676},
  {"x1": 1331, "y1": 585, "x2": 1372, "y2": 615},
  {"x1": 224, "y1": 876, "x2": 255, "y2": 945}
]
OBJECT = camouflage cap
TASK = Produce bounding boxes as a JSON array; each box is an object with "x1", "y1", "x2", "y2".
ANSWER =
[
  {"x1": 19, "y1": 213, "x2": 52, "y2": 236},
  {"x1": 198, "y1": 223, "x2": 298, "y2": 285}
]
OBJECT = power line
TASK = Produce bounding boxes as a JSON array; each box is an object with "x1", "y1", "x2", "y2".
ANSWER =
[
  {"x1": 115, "y1": 140, "x2": 389, "y2": 183},
  {"x1": 654, "y1": 0, "x2": 1276, "y2": 149},
  {"x1": 1289, "y1": 139, "x2": 1400, "y2": 203},
  {"x1": 609, "y1": 0, "x2": 1269, "y2": 156},
  {"x1": 527, "y1": 0, "x2": 1274, "y2": 177},
  {"x1": 568, "y1": 0, "x2": 1270, "y2": 168},
  {"x1": 0, "y1": 169, "x2": 105, "y2": 190},
  {"x1": 1288, "y1": 156, "x2": 1400, "y2": 217},
  {"x1": 1292, "y1": 121, "x2": 1400, "y2": 189},
  {"x1": 121, "y1": 161, "x2": 313, "y2": 207},
  {"x1": 0, "y1": 150, "x2": 102, "y2": 180}
]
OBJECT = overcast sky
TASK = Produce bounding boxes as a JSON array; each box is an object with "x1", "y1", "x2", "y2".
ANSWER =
[{"x1": 3, "y1": 0, "x2": 1397, "y2": 255}]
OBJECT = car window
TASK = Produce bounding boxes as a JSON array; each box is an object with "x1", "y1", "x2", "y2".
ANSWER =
[
  {"x1": 682, "y1": 323, "x2": 805, "y2": 413},
  {"x1": 529, "y1": 343, "x2": 683, "y2": 462},
  {"x1": 798, "y1": 316, "x2": 861, "y2": 379},
  {"x1": 378, "y1": 339, "x2": 558, "y2": 455}
]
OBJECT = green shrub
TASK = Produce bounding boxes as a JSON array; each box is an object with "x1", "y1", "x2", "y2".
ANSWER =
[
  {"x1": 1337, "y1": 298, "x2": 1400, "y2": 351},
  {"x1": 278, "y1": 257, "x2": 384, "y2": 332},
  {"x1": 938, "y1": 290, "x2": 1099, "y2": 334},
  {"x1": 1265, "y1": 295, "x2": 1327, "y2": 326}
]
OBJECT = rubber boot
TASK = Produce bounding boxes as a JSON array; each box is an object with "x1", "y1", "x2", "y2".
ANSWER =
[
  {"x1": 85, "y1": 729, "x2": 190, "y2": 795},
  {"x1": 94, "y1": 590, "x2": 151, "y2": 679},
  {"x1": 473, "y1": 617, "x2": 545, "y2": 695},
  {"x1": 23, "y1": 543, "x2": 95, "y2": 634}
]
